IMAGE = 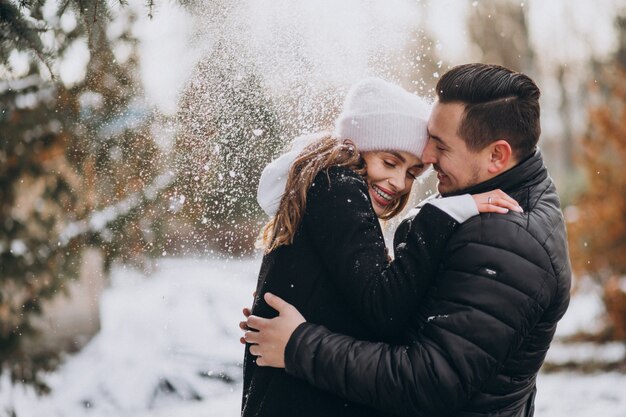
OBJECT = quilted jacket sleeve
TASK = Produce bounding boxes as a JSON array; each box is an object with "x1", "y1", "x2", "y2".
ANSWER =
[
  {"x1": 285, "y1": 215, "x2": 556, "y2": 416},
  {"x1": 304, "y1": 166, "x2": 459, "y2": 339}
]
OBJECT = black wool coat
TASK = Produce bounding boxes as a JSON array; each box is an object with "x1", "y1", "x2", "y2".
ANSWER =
[
  {"x1": 242, "y1": 166, "x2": 460, "y2": 417},
  {"x1": 284, "y1": 150, "x2": 572, "y2": 417}
]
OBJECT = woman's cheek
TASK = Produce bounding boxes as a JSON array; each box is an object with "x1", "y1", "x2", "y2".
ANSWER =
[{"x1": 405, "y1": 179, "x2": 415, "y2": 193}]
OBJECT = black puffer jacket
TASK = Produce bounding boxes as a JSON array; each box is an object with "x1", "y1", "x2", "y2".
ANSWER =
[
  {"x1": 242, "y1": 166, "x2": 460, "y2": 417},
  {"x1": 284, "y1": 150, "x2": 572, "y2": 417}
]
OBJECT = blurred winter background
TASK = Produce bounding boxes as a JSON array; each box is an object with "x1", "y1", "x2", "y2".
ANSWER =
[{"x1": 2, "y1": 0, "x2": 626, "y2": 416}]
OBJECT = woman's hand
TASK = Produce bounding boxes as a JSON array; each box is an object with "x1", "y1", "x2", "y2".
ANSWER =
[{"x1": 473, "y1": 189, "x2": 523, "y2": 214}]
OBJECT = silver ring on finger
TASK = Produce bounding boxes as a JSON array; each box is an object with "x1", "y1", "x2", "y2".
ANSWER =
[{"x1": 487, "y1": 196, "x2": 492, "y2": 205}]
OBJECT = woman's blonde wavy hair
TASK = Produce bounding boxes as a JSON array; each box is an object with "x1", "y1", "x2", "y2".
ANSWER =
[{"x1": 260, "y1": 134, "x2": 411, "y2": 252}]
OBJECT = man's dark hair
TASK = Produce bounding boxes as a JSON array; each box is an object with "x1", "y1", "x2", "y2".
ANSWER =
[{"x1": 436, "y1": 63, "x2": 541, "y2": 160}]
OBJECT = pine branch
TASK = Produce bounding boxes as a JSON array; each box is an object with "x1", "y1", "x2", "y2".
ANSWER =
[
  {"x1": 147, "y1": 0, "x2": 154, "y2": 19},
  {"x1": 0, "y1": 0, "x2": 54, "y2": 78},
  {"x1": 59, "y1": 171, "x2": 176, "y2": 245},
  {"x1": 57, "y1": 0, "x2": 71, "y2": 17}
]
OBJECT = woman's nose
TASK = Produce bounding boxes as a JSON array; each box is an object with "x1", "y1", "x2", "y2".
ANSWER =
[{"x1": 388, "y1": 173, "x2": 406, "y2": 193}]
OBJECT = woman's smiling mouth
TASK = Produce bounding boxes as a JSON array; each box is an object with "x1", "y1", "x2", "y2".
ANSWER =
[{"x1": 371, "y1": 184, "x2": 395, "y2": 206}]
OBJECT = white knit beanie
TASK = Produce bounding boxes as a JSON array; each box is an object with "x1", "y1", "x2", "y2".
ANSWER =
[
  {"x1": 334, "y1": 77, "x2": 431, "y2": 157},
  {"x1": 257, "y1": 78, "x2": 431, "y2": 216}
]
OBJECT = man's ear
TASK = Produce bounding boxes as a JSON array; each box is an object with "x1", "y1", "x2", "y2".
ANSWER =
[{"x1": 487, "y1": 140, "x2": 513, "y2": 174}]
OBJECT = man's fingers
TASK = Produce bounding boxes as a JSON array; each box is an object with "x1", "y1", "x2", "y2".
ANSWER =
[
  {"x1": 249, "y1": 344, "x2": 261, "y2": 356},
  {"x1": 244, "y1": 330, "x2": 260, "y2": 344},
  {"x1": 264, "y1": 292, "x2": 291, "y2": 314},
  {"x1": 246, "y1": 315, "x2": 267, "y2": 330}
]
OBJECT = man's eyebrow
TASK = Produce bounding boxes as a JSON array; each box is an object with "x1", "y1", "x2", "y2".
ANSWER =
[
  {"x1": 426, "y1": 128, "x2": 437, "y2": 140},
  {"x1": 428, "y1": 132, "x2": 447, "y2": 147}
]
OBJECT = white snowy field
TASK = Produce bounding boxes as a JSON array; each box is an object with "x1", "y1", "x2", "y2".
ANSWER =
[{"x1": 1, "y1": 257, "x2": 626, "y2": 417}]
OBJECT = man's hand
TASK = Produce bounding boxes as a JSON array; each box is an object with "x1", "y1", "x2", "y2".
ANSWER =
[
  {"x1": 238, "y1": 290, "x2": 256, "y2": 345},
  {"x1": 243, "y1": 292, "x2": 306, "y2": 368}
]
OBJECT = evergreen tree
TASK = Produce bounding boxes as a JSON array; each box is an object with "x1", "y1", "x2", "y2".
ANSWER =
[
  {"x1": 0, "y1": 77, "x2": 86, "y2": 390},
  {"x1": 174, "y1": 41, "x2": 284, "y2": 255},
  {"x1": 1, "y1": 1, "x2": 167, "y2": 387},
  {"x1": 68, "y1": 12, "x2": 168, "y2": 266}
]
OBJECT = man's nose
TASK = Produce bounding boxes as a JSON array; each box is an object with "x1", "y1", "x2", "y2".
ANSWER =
[{"x1": 421, "y1": 139, "x2": 437, "y2": 164}]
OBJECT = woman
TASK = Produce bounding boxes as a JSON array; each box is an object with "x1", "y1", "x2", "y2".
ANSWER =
[{"x1": 241, "y1": 78, "x2": 519, "y2": 417}]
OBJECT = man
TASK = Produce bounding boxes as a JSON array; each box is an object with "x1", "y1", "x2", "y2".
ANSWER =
[{"x1": 244, "y1": 63, "x2": 572, "y2": 417}]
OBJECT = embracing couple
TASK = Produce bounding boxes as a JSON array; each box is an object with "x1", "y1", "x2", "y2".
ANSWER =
[{"x1": 240, "y1": 63, "x2": 571, "y2": 417}]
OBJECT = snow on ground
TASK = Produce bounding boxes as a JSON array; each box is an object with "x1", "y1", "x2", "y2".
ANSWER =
[
  {"x1": 554, "y1": 279, "x2": 607, "y2": 339},
  {"x1": 1, "y1": 257, "x2": 258, "y2": 417},
  {"x1": 1, "y1": 257, "x2": 626, "y2": 417},
  {"x1": 536, "y1": 372, "x2": 626, "y2": 416}
]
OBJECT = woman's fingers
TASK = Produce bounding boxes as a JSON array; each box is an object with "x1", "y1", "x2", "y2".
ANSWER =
[
  {"x1": 489, "y1": 196, "x2": 517, "y2": 212},
  {"x1": 492, "y1": 190, "x2": 523, "y2": 212},
  {"x1": 494, "y1": 197, "x2": 523, "y2": 212},
  {"x1": 475, "y1": 189, "x2": 523, "y2": 213}
]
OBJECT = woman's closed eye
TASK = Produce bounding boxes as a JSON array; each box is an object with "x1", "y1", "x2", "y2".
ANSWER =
[
  {"x1": 383, "y1": 160, "x2": 397, "y2": 168},
  {"x1": 407, "y1": 164, "x2": 424, "y2": 180}
]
